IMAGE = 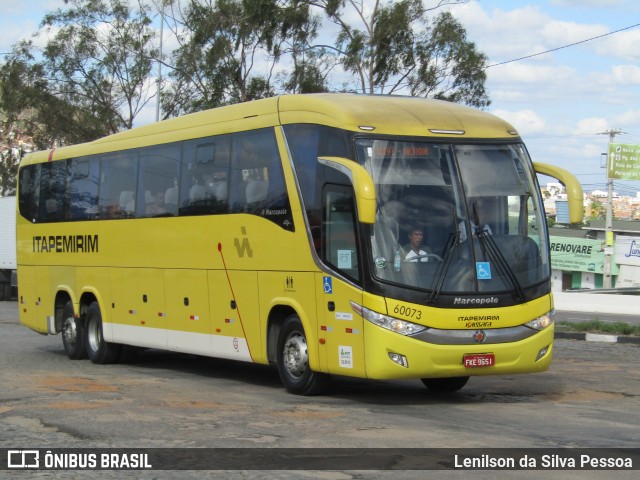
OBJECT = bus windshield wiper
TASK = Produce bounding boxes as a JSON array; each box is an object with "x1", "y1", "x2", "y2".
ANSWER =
[
  {"x1": 472, "y1": 204, "x2": 526, "y2": 301},
  {"x1": 428, "y1": 231, "x2": 458, "y2": 305}
]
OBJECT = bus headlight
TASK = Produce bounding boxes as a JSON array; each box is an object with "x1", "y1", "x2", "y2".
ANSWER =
[
  {"x1": 525, "y1": 310, "x2": 555, "y2": 331},
  {"x1": 351, "y1": 302, "x2": 427, "y2": 336}
]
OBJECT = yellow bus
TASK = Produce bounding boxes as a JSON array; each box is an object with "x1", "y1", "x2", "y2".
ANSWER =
[{"x1": 17, "y1": 94, "x2": 583, "y2": 394}]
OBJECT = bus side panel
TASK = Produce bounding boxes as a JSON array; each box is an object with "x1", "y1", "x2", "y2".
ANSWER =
[
  {"x1": 314, "y1": 273, "x2": 366, "y2": 377},
  {"x1": 17, "y1": 265, "x2": 45, "y2": 333},
  {"x1": 109, "y1": 268, "x2": 167, "y2": 349},
  {"x1": 258, "y1": 271, "x2": 319, "y2": 370},
  {"x1": 165, "y1": 269, "x2": 211, "y2": 355},
  {"x1": 208, "y1": 270, "x2": 258, "y2": 363}
]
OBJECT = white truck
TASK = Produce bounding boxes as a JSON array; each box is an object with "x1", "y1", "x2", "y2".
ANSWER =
[{"x1": 0, "y1": 196, "x2": 17, "y2": 301}]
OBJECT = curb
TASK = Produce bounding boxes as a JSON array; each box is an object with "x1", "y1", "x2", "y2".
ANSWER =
[{"x1": 555, "y1": 331, "x2": 640, "y2": 345}]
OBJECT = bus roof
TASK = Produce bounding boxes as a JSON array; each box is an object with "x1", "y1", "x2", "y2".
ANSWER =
[
  {"x1": 278, "y1": 94, "x2": 518, "y2": 138},
  {"x1": 22, "y1": 94, "x2": 519, "y2": 165}
]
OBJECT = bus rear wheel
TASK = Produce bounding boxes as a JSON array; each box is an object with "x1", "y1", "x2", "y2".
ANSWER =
[
  {"x1": 85, "y1": 301, "x2": 120, "y2": 364},
  {"x1": 276, "y1": 314, "x2": 328, "y2": 395},
  {"x1": 61, "y1": 301, "x2": 87, "y2": 360},
  {"x1": 421, "y1": 376, "x2": 469, "y2": 393}
]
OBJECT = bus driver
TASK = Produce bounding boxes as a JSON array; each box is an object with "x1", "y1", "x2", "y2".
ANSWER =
[{"x1": 404, "y1": 227, "x2": 432, "y2": 262}]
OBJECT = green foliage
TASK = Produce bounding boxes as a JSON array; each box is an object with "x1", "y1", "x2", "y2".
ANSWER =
[
  {"x1": 1, "y1": 0, "x2": 491, "y2": 159},
  {"x1": 557, "y1": 320, "x2": 640, "y2": 336},
  {"x1": 164, "y1": 0, "x2": 322, "y2": 115},
  {"x1": 311, "y1": 0, "x2": 489, "y2": 107},
  {"x1": 1, "y1": 0, "x2": 157, "y2": 147}
]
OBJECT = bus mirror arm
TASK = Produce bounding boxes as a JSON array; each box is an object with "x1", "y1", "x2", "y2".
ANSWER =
[
  {"x1": 533, "y1": 162, "x2": 584, "y2": 224},
  {"x1": 318, "y1": 156, "x2": 376, "y2": 224}
]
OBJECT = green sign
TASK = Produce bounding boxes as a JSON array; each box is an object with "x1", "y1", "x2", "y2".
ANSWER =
[
  {"x1": 550, "y1": 236, "x2": 604, "y2": 274},
  {"x1": 549, "y1": 236, "x2": 620, "y2": 275},
  {"x1": 608, "y1": 143, "x2": 640, "y2": 180}
]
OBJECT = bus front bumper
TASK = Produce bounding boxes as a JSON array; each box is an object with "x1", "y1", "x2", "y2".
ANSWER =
[{"x1": 363, "y1": 322, "x2": 554, "y2": 380}]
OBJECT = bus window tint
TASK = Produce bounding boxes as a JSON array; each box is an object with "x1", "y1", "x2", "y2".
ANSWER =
[
  {"x1": 99, "y1": 151, "x2": 138, "y2": 219},
  {"x1": 230, "y1": 129, "x2": 293, "y2": 231},
  {"x1": 180, "y1": 135, "x2": 230, "y2": 215},
  {"x1": 138, "y1": 144, "x2": 181, "y2": 217},
  {"x1": 69, "y1": 157, "x2": 100, "y2": 220},
  {"x1": 323, "y1": 185, "x2": 360, "y2": 282},
  {"x1": 18, "y1": 164, "x2": 41, "y2": 222},
  {"x1": 39, "y1": 160, "x2": 68, "y2": 222}
]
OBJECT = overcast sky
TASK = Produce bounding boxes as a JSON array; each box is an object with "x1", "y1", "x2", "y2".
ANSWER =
[{"x1": 2, "y1": 0, "x2": 639, "y2": 195}]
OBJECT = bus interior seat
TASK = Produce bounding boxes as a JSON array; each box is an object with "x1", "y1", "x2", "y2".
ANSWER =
[
  {"x1": 373, "y1": 201, "x2": 401, "y2": 260},
  {"x1": 189, "y1": 183, "x2": 207, "y2": 202},
  {"x1": 214, "y1": 182, "x2": 228, "y2": 201},
  {"x1": 164, "y1": 186, "x2": 178, "y2": 206},
  {"x1": 245, "y1": 179, "x2": 268, "y2": 203},
  {"x1": 119, "y1": 190, "x2": 135, "y2": 214},
  {"x1": 45, "y1": 198, "x2": 59, "y2": 214}
]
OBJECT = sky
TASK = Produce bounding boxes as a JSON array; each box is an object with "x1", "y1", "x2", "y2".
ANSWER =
[{"x1": 1, "y1": 0, "x2": 640, "y2": 196}]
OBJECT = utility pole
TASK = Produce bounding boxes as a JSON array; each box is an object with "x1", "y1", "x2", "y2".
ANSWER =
[
  {"x1": 155, "y1": 7, "x2": 165, "y2": 123},
  {"x1": 599, "y1": 128, "x2": 625, "y2": 288}
]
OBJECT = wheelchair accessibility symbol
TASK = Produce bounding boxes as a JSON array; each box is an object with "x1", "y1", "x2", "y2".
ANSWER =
[
  {"x1": 323, "y1": 276, "x2": 333, "y2": 294},
  {"x1": 476, "y1": 262, "x2": 492, "y2": 280}
]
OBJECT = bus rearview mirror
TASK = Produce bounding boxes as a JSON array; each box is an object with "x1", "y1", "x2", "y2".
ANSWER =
[{"x1": 318, "y1": 156, "x2": 376, "y2": 224}]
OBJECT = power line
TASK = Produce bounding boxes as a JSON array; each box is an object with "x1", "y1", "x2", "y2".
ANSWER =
[{"x1": 486, "y1": 23, "x2": 640, "y2": 68}]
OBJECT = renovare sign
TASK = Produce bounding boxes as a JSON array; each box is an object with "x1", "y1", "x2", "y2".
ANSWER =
[{"x1": 549, "y1": 236, "x2": 605, "y2": 273}]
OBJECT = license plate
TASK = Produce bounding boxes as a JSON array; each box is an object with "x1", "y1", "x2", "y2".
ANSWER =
[{"x1": 463, "y1": 353, "x2": 495, "y2": 368}]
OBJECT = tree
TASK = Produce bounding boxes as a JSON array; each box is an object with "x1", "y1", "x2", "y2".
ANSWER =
[
  {"x1": 310, "y1": 0, "x2": 490, "y2": 107},
  {"x1": 164, "y1": 0, "x2": 324, "y2": 116},
  {"x1": 1, "y1": 0, "x2": 157, "y2": 147}
]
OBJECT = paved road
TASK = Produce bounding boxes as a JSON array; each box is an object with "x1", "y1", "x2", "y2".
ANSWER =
[{"x1": 1, "y1": 300, "x2": 638, "y2": 479}]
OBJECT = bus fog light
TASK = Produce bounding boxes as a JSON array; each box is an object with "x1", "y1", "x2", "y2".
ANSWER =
[
  {"x1": 388, "y1": 352, "x2": 409, "y2": 368},
  {"x1": 535, "y1": 344, "x2": 550, "y2": 362}
]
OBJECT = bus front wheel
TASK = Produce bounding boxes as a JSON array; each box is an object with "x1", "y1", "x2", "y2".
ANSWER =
[
  {"x1": 276, "y1": 314, "x2": 328, "y2": 395},
  {"x1": 61, "y1": 301, "x2": 87, "y2": 360},
  {"x1": 85, "y1": 301, "x2": 120, "y2": 364},
  {"x1": 421, "y1": 376, "x2": 469, "y2": 393}
]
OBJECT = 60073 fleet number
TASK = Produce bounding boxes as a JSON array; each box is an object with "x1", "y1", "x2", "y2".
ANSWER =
[{"x1": 393, "y1": 304, "x2": 422, "y2": 320}]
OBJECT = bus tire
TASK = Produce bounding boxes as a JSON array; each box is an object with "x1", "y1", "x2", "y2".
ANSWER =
[
  {"x1": 421, "y1": 376, "x2": 469, "y2": 393},
  {"x1": 276, "y1": 314, "x2": 328, "y2": 395},
  {"x1": 61, "y1": 301, "x2": 87, "y2": 360},
  {"x1": 85, "y1": 301, "x2": 120, "y2": 364}
]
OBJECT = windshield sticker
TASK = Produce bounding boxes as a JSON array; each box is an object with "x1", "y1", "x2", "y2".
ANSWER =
[
  {"x1": 337, "y1": 249, "x2": 352, "y2": 269},
  {"x1": 476, "y1": 262, "x2": 492, "y2": 280}
]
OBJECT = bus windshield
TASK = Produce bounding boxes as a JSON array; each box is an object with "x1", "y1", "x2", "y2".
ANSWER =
[{"x1": 355, "y1": 139, "x2": 549, "y2": 296}]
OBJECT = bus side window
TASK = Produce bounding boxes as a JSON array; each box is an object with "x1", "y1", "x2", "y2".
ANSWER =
[
  {"x1": 229, "y1": 128, "x2": 293, "y2": 231},
  {"x1": 180, "y1": 136, "x2": 230, "y2": 216},
  {"x1": 138, "y1": 144, "x2": 181, "y2": 217},
  {"x1": 99, "y1": 151, "x2": 138, "y2": 219},
  {"x1": 69, "y1": 157, "x2": 100, "y2": 220},
  {"x1": 18, "y1": 164, "x2": 41, "y2": 222},
  {"x1": 323, "y1": 185, "x2": 360, "y2": 282},
  {"x1": 38, "y1": 160, "x2": 68, "y2": 222}
]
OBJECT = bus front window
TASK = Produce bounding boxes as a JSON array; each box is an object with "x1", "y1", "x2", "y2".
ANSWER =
[{"x1": 356, "y1": 139, "x2": 549, "y2": 299}]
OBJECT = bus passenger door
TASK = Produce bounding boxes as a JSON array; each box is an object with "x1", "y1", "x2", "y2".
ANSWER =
[
  {"x1": 315, "y1": 274, "x2": 365, "y2": 377},
  {"x1": 165, "y1": 270, "x2": 210, "y2": 355},
  {"x1": 315, "y1": 184, "x2": 365, "y2": 377}
]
